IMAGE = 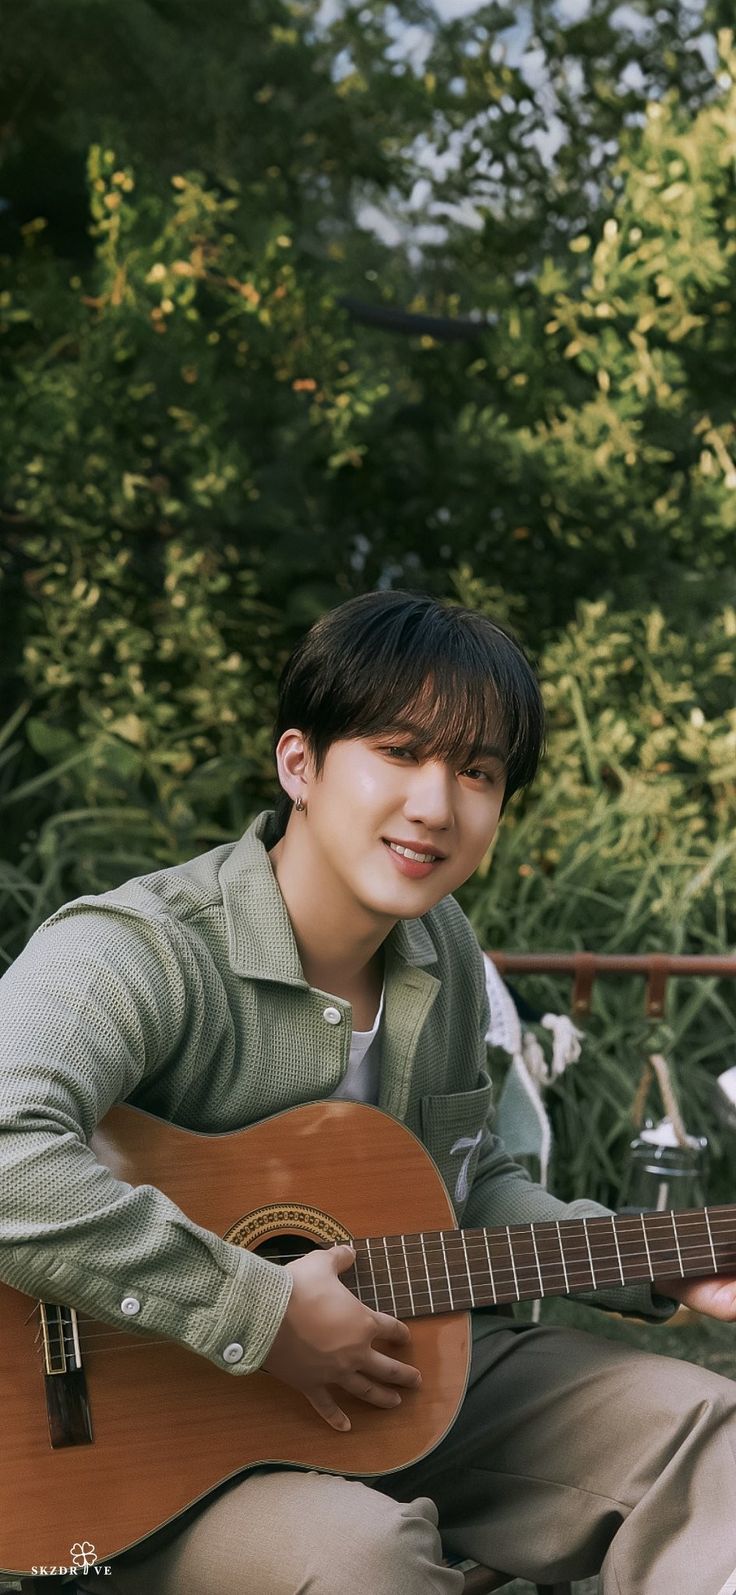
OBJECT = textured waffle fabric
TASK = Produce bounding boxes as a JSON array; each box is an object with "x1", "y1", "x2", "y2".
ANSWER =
[{"x1": 0, "y1": 809, "x2": 674, "y2": 1376}]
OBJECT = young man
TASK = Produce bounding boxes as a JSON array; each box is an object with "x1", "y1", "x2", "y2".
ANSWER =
[{"x1": 0, "y1": 589, "x2": 735, "y2": 1595}]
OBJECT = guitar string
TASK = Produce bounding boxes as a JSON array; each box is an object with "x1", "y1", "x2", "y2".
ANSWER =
[
  {"x1": 36, "y1": 1262, "x2": 734, "y2": 1361},
  {"x1": 33, "y1": 1213, "x2": 736, "y2": 1341},
  {"x1": 32, "y1": 1244, "x2": 734, "y2": 1359},
  {"x1": 328, "y1": 1218, "x2": 736, "y2": 1264},
  {"x1": 65, "y1": 1226, "x2": 735, "y2": 1337},
  {"x1": 399, "y1": 1215, "x2": 726, "y2": 1242},
  {"x1": 28, "y1": 1209, "x2": 736, "y2": 1342},
  {"x1": 34, "y1": 1226, "x2": 736, "y2": 1341},
  {"x1": 30, "y1": 1213, "x2": 736, "y2": 1356},
  {"x1": 41, "y1": 1245, "x2": 736, "y2": 1351}
]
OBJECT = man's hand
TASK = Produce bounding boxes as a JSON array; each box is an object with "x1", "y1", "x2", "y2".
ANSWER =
[
  {"x1": 262, "y1": 1243, "x2": 422, "y2": 1431},
  {"x1": 656, "y1": 1274, "x2": 736, "y2": 1321}
]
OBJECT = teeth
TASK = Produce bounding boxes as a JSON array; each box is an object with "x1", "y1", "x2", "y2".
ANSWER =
[{"x1": 387, "y1": 842, "x2": 438, "y2": 864}]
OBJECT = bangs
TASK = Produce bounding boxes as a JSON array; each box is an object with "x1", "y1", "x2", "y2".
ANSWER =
[
  {"x1": 342, "y1": 665, "x2": 509, "y2": 774},
  {"x1": 272, "y1": 589, "x2": 546, "y2": 832}
]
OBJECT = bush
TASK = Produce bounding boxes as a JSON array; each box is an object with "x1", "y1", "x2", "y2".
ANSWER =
[{"x1": 459, "y1": 595, "x2": 736, "y2": 1206}]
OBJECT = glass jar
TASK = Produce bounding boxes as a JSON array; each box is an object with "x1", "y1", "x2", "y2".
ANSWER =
[{"x1": 619, "y1": 1118, "x2": 709, "y2": 1212}]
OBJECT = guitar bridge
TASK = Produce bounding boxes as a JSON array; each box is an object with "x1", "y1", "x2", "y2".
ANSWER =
[{"x1": 38, "y1": 1302, "x2": 94, "y2": 1448}]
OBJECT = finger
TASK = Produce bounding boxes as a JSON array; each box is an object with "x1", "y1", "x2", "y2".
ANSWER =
[
  {"x1": 308, "y1": 1389, "x2": 352, "y2": 1432},
  {"x1": 662, "y1": 1275, "x2": 736, "y2": 1321},
  {"x1": 330, "y1": 1244, "x2": 357, "y2": 1276},
  {"x1": 341, "y1": 1372, "x2": 402, "y2": 1409},
  {"x1": 363, "y1": 1351, "x2": 422, "y2": 1388},
  {"x1": 373, "y1": 1311, "x2": 411, "y2": 1343}
]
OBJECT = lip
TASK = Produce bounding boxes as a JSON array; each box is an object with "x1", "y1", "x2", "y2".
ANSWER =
[{"x1": 382, "y1": 838, "x2": 447, "y2": 860}]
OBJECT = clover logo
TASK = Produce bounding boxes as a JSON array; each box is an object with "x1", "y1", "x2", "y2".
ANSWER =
[{"x1": 70, "y1": 1541, "x2": 97, "y2": 1569}]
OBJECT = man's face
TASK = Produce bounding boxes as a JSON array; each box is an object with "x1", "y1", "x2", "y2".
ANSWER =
[{"x1": 300, "y1": 726, "x2": 507, "y2": 920}]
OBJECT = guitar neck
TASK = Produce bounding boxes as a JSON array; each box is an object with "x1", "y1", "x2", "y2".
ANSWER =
[{"x1": 346, "y1": 1205, "x2": 736, "y2": 1316}]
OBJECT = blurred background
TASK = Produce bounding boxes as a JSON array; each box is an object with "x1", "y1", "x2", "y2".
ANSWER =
[{"x1": 1, "y1": 1, "x2": 735, "y2": 1246}]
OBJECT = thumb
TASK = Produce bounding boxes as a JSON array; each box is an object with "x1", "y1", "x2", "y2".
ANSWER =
[{"x1": 329, "y1": 1243, "x2": 356, "y2": 1276}]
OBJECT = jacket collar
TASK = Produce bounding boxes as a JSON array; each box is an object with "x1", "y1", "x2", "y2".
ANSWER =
[{"x1": 219, "y1": 809, "x2": 439, "y2": 984}]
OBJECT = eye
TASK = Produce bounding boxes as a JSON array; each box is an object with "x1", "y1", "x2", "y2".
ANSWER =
[{"x1": 382, "y1": 747, "x2": 495, "y2": 781}]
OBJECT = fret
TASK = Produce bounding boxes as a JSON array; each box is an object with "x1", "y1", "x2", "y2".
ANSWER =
[
  {"x1": 505, "y1": 1226, "x2": 520, "y2": 1301},
  {"x1": 640, "y1": 1214, "x2": 654, "y2": 1281},
  {"x1": 460, "y1": 1231, "x2": 476, "y2": 1306},
  {"x1": 422, "y1": 1232, "x2": 454, "y2": 1312},
  {"x1": 382, "y1": 1236, "x2": 398, "y2": 1316},
  {"x1": 400, "y1": 1234, "x2": 416, "y2": 1314},
  {"x1": 582, "y1": 1218, "x2": 597, "y2": 1289},
  {"x1": 562, "y1": 1219, "x2": 589, "y2": 1291},
  {"x1": 439, "y1": 1232, "x2": 455, "y2": 1308},
  {"x1": 482, "y1": 1229, "x2": 497, "y2": 1304},
  {"x1": 363, "y1": 1236, "x2": 381, "y2": 1310},
  {"x1": 670, "y1": 1211, "x2": 684, "y2": 1278},
  {"x1": 533, "y1": 1223, "x2": 571, "y2": 1294},
  {"x1": 556, "y1": 1220, "x2": 570, "y2": 1292},
  {"x1": 530, "y1": 1225, "x2": 544, "y2": 1298},
  {"x1": 707, "y1": 1209, "x2": 736, "y2": 1277},
  {"x1": 556, "y1": 1219, "x2": 594, "y2": 1292},
  {"x1": 703, "y1": 1208, "x2": 718, "y2": 1272},
  {"x1": 351, "y1": 1257, "x2": 365, "y2": 1304},
  {"x1": 611, "y1": 1216, "x2": 624, "y2": 1285},
  {"x1": 620, "y1": 1211, "x2": 676, "y2": 1278},
  {"x1": 436, "y1": 1234, "x2": 472, "y2": 1310},
  {"x1": 419, "y1": 1233, "x2": 435, "y2": 1312}
]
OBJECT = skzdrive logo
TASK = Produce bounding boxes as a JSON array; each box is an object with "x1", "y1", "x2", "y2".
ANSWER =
[{"x1": 31, "y1": 1540, "x2": 113, "y2": 1576}]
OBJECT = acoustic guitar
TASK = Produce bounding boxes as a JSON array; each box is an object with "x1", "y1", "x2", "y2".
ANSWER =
[{"x1": 2, "y1": 1099, "x2": 735, "y2": 1575}]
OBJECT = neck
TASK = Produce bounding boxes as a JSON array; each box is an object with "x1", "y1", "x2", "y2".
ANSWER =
[
  {"x1": 267, "y1": 826, "x2": 392, "y2": 990},
  {"x1": 340, "y1": 1206, "x2": 736, "y2": 1318}
]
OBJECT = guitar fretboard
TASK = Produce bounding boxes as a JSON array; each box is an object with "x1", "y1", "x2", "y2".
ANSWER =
[{"x1": 345, "y1": 1206, "x2": 736, "y2": 1316}]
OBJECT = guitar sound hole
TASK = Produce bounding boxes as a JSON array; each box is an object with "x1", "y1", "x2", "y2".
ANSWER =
[{"x1": 253, "y1": 1234, "x2": 323, "y2": 1264}]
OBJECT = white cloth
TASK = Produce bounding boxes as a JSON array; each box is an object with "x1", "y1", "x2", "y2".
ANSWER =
[
  {"x1": 483, "y1": 954, "x2": 584, "y2": 1189},
  {"x1": 483, "y1": 955, "x2": 584, "y2": 1320},
  {"x1": 327, "y1": 981, "x2": 385, "y2": 1104}
]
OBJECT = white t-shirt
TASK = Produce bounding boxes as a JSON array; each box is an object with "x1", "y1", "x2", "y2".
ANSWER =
[{"x1": 327, "y1": 980, "x2": 385, "y2": 1105}]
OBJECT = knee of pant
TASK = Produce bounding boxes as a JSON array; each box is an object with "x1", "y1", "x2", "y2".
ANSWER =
[
  {"x1": 314, "y1": 1493, "x2": 444, "y2": 1595},
  {"x1": 665, "y1": 1360, "x2": 736, "y2": 1420},
  {"x1": 647, "y1": 1358, "x2": 736, "y2": 1453}
]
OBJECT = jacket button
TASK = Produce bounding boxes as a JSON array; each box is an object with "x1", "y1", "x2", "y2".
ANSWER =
[
  {"x1": 323, "y1": 1006, "x2": 342, "y2": 1025},
  {"x1": 120, "y1": 1296, "x2": 141, "y2": 1316},
  {"x1": 223, "y1": 1342, "x2": 244, "y2": 1363}
]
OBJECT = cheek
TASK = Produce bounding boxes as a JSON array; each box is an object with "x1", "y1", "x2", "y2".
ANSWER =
[
  {"x1": 350, "y1": 763, "x2": 392, "y2": 805},
  {"x1": 464, "y1": 790, "x2": 503, "y2": 839}
]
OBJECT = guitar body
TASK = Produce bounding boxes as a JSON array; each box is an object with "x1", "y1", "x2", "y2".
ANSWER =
[{"x1": 1, "y1": 1102, "x2": 470, "y2": 1573}]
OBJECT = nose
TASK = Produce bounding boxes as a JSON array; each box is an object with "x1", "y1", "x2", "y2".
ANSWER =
[{"x1": 402, "y1": 760, "x2": 454, "y2": 830}]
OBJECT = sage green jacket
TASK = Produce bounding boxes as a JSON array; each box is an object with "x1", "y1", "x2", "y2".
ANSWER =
[{"x1": 0, "y1": 809, "x2": 672, "y2": 1377}]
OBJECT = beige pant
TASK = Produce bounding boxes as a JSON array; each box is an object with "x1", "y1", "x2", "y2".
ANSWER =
[{"x1": 107, "y1": 1316, "x2": 736, "y2": 1595}]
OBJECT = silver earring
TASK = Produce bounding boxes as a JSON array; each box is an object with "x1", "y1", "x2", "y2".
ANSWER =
[{"x1": 295, "y1": 795, "x2": 305, "y2": 812}]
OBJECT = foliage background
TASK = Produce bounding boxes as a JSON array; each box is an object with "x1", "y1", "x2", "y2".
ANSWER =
[{"x1": 1, "y1": 0, "x2": 736, "y2": 1209}]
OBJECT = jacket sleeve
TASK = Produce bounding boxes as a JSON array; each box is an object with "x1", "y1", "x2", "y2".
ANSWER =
[
  {"x1": 0, "y1": 908, "x2": 292, "y2": 1373},
  {"x1": 461, "y1": 946, "x2": 677, "y2": 1323}
]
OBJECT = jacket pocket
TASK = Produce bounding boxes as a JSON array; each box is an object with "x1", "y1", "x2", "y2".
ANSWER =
[{"x1": 419, "y1": 1071, "x2": 493, "y2": 1217}]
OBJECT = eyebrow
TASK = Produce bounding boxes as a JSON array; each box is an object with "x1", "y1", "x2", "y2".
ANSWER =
[
  {"x1": 470, "y1": 746, "x2": 508, "y2": 762},
  {"x1": 381, "y1": 722, "x2": 507, "y2": 763}
]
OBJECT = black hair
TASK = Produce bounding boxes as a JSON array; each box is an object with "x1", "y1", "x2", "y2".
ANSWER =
[{"x1": 271, "y1": 589, "x2": 546, "y2": 838}]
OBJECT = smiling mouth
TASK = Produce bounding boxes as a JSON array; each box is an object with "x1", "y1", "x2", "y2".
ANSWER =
[{"x1": 383, "y1": 840, "x2": 444, "y2": 864}]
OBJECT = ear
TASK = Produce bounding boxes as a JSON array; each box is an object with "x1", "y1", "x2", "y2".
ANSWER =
[{"x1": 274, "y1": 728, "x2": 314, "y2": 806}]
